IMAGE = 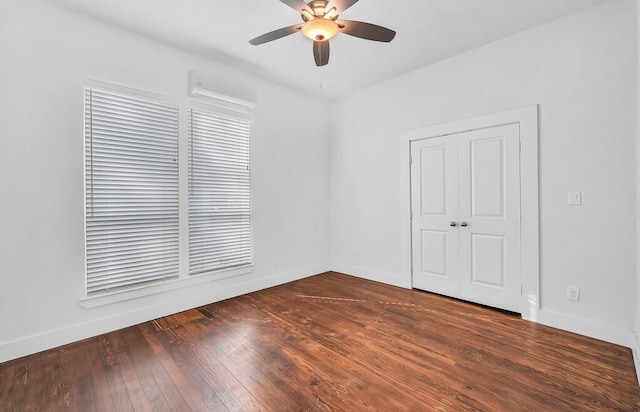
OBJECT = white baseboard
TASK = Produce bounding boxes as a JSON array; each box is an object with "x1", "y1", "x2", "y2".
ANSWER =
[
  {"x1": 536, "y1": 309, "x2": 631, "y2": 348},
  {"x1": 631, "y1": 332, "x2": 640, "y2": 387},
  {"x1": 331, "y1": 263, "x2": 412, "y2": 289},
  {"x1": 0, "y1": 264, "x2": 329, "y2": 364}
]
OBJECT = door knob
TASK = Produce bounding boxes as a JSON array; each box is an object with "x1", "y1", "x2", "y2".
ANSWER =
[
  {"x1": 460, "y1": 222, "x2": 468, "y2": 227},
  {"x1": 449, "y1": 221, "x2": 457, "y2": 227}
]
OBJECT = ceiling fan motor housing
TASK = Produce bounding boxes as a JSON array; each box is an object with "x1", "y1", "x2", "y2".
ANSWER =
[{"x1": 302, "y1": 0, "x2": 338, "y2": 21}]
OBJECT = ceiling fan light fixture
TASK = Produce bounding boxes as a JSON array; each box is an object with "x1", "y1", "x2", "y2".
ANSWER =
[
  {"x1": 249, "y1": 0, "x2": 396, "y2": 67},
  {"x1": 301, "y1": 18, "x2": 338, "y2": 41}
]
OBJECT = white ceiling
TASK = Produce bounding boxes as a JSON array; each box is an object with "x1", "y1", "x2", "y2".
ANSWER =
[{"x1": 49, "y1": 0, "x2": 608, "y2": 99}]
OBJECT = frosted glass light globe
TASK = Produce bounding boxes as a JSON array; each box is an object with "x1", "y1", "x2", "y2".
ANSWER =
[{"x1": 301, "y1": 19, "x2": 338, "y2": 41}]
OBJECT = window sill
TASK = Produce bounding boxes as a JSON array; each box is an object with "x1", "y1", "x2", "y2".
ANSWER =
[{"x1": 79, "y1": 265, "x2": 254, "y2": 309}]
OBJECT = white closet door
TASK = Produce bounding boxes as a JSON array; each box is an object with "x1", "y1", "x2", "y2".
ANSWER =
[
  {"x1": 410, "y1": 136, "x2": 459, "y2": 296},
  {"x1": 411, "y1": 123, "x2": 521, "y2": 313}
]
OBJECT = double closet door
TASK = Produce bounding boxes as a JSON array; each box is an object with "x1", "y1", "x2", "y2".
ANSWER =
[{"x1": 410, "y1": 124, "x2": 521, "y2": 312}]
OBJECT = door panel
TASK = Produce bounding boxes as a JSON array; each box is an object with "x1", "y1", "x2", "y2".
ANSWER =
[
  {"x1": 471, "y1": 234, "x2": 505, "y2": 288},
  {"x1": 470, "y1": 138, "x2": 504, "y2": 217},
  {"x1": 419, "y1": 147, "x2": 446, "y2": 215},
  {"x1": 411, "y1": 136, "x2": 458, "y2": 296},
  {"x1": 420, "y1": 230, "x2": 446, "y2": 276}
]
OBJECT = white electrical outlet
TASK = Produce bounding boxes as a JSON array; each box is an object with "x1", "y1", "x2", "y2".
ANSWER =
[{"x1": 566, "y1": 286, "x2": 581, "y2": 301}]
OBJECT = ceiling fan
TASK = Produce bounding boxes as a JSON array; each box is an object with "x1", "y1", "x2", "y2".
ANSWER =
[{"x1": 249, "y1": 0, "x2": 396, "y2": 66}]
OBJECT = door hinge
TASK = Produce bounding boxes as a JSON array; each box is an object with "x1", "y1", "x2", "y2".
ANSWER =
[
  {"x1": 519, "y1": 141, "x2": 522, "y2": 152},
  {"x1": 409, "y1": 156, "x2": 413, "y2": 165},
  {"x1": 410, "y1": 211, "x2": 413, "y2": 220}
]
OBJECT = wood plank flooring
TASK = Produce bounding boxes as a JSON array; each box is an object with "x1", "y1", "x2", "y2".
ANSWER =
[{"x1": 1, "y1": 272, "x2": 639, "y2": 411}]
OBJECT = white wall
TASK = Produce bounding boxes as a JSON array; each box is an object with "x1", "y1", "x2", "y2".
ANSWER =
[
  {"x1": 634, "y1": 0, "x2": 640, "y2": 375},
  {"x1": 1, "y1": 0, "x2": 638, "y2": 363},
  {"x1": 0, "y1": 0, "x2": 330, "y2": 362},
  {"x1": 330, "y1": 0, "x2": 637, "y2": 345}
]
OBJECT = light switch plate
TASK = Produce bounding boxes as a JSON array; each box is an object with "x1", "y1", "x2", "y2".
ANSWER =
[{"x1": 568, "y1": 192, "x2": 582, "y2": 206}]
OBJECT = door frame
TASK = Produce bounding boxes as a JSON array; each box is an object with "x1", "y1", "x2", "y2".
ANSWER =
[{"x1": 398, "y1": 105, "x2": 539, "y2": 321}]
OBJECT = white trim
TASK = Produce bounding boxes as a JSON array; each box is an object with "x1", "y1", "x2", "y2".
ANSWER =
[
  {"x1": 634, "y1": 0, "x2": 640, "y2": 387},
  {"x1": 332, "y1": 263, "x2": 412, "y2": 289},
  {"x1": 536, "y1": 309, "x2": 631, "y2": 347},
  {"x1": 80, "y1": 265, "x2": 254, "y2": 308},
  {"x1": 1, "y1": 264, "x2": 329, "y2": 364},
  {"x1": 398, "y1": 105, "x2": 540, "y2": 319},
  {"x1": 631, "y1": 332, "x2": 640, "y2": 386}
]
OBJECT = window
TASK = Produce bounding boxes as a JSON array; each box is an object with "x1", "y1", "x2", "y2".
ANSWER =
[
  {"x1": 188, "y1": 107, "x2": 252, "y2": 276},
  {"x1": 84, "y1": 85, "x2": 179, "y2": 295},
  {"x1": 83, "y1": 80, "x2": 254, "y2": 301}
]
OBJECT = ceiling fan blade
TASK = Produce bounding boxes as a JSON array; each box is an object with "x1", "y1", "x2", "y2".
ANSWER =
[
  {"x1": 279, "y1": 0, "x2": 312, "y2": 13},
  {"x1": 249, "y1": 24, "x2": 302, "y2": 45},
  {"x1": 313, "y1": 40, "x2": 330, "y2": 66},
  {"x1": 326, "y1": 0, "x2": 359, "y2": 14},
  {"x1": 337, "y1": 20, "x2": 396, "y2": 42}
]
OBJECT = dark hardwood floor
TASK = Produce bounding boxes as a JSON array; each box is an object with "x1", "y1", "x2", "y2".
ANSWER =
[{"x1": 1, "y1": 272, "x2": 639, "y2": 411}]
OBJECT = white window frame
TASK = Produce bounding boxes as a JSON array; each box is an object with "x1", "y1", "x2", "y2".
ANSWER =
[
  {"x1": 188, "y1": 102, "x2": 253, "y2": 277},
  {"x1": 83, "y1": 81, "x2": 180, "y2": 296}
]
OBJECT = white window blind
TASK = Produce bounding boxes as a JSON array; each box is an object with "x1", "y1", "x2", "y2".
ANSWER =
[
  {"x1": 84, "y1": 87, "x2": 179, "y2": 294},
  {"x1": 188, "y1": 107, "x2": 252, "y2": 276}
]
